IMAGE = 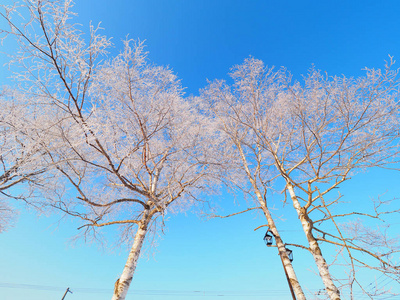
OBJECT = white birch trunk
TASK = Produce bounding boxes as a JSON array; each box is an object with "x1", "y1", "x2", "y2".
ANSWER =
[
  {"x1": 236, "y1": 144, "x2": 306, "y2": 300},
  {"x1": 286, "y1": 183, "x2": 341, "y2": 300},
  {"x1": 257, "y1": 193, "x2": 307, "y2": 300},
  {"x1": 111, "y1": 222, "x2": 149, "y2": 300}
]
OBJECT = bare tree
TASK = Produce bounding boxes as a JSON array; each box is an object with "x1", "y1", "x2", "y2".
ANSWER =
[
  {"x1": 201, "y1": 57, "x2": 400, "y2": 299},
  {"x1": 201, "y1": 63, "x2": 306, "y2": 299},
  {"x1": 1, "y1": 1, "x2": 224, "y2": 300},
  {"x1": 273, "y1": 62, "x2": 400, "y2": 299}
]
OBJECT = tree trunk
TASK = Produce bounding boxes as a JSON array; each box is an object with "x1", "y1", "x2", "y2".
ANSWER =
[
  {"x1": 257, "y1": 194, "x2": 307, "y2": 300},
  {"x1": 112, "y1": 221, "x2": 149, "y2": 300},
  {"x1": 286, "y1": 183, "x2": 341, "y2": 300},
  {"x1": 236, "y1": 143, "x2": 306, "y2": 300}
]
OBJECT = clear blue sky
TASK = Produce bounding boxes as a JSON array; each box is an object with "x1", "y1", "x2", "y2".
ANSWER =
[{"x1": 1, "y1": 1, "x2": 400, "y2": 299}]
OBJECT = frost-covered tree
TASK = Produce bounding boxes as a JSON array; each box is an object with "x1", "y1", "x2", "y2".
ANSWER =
[
  {"x1": 202, "y1": 57, "x2": 400, "y2": 299},
  {"x1": 274, "y1": 61, "x2": 400, "y2": 299},
  {"x1": 201, "y1": 68, "x2": 307, "y2": 300},
  {"x1": 1, "y1": 1, "x2": 225, "y2": 299}
]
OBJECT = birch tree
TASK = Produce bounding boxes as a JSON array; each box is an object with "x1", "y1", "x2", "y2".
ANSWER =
[
  {"x1": 201, "y1": 63, "x2": 307, "y2": 300},
  {"x1": 202, "y1": 57, "x2": 400, "y2": 299},
  {"x1": 1, "y1": 1, "x2": 224, "y2": 299},
  {"x1": 272, "y1": 62, "x2": 400, "y2": 299}
]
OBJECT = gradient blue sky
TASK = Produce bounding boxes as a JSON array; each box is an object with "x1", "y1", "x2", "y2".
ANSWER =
[{"x1": 1, "y1": 1, "x2": 400, "y2": 299}]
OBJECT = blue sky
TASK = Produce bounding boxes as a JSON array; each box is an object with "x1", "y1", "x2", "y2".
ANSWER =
[{"x1": 1, "y1": 1, "x2": 400, "y2": 300}]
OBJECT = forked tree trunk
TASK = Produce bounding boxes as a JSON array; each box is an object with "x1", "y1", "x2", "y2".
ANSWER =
[
  {"x1": 112, "y1": 220, "x2": 149, "y2": 300},
  {"x1": 286, "y1": 183, "x2": 341, "y2": 300}
]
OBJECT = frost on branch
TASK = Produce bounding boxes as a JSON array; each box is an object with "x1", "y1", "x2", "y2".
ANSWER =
[{"x1": 0, "y1": 88, "x2": 53, "y2": 231}]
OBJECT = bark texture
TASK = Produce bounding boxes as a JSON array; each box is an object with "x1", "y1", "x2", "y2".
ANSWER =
[{"x1": 112, "y1": 223, "x2": 148, "y2": 300}]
